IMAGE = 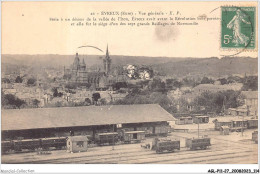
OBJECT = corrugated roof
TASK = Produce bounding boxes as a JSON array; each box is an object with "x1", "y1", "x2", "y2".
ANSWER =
[
  {"x1": 194, "y1": 116, "x2": 209, "y2": 118},
  {"x1": 124, "y1": 131, "x2": 145, "y2": 134},
  {"x1": 68, "y1": 136, "x2": 88, "y2": 141},
  {"x1": 215, "y1": 117, "x2": 248, "y2": 122},
  {"x1": 1, "y1": 104, "x2": 175, "y2": 131}
]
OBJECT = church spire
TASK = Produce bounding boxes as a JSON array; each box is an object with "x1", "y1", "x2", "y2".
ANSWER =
[
  {"x1": 106, "y1": 44, "x2": 109, "y2": 58},
  {"x1": 82, "y1": 58, "x2": 85, "y2": 65},
  {"x1": 104, "y1": 44, "x2": 111, "y2": 75}
]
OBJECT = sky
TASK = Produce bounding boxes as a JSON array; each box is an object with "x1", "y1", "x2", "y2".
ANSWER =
[{"x1": 1, "y1": 1, "x2": 258, "y2": 58}]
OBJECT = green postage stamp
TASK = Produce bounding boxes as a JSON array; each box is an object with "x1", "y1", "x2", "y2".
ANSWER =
[{"x1": 221, "y1": 6, "x2": 255, "y2": 49}]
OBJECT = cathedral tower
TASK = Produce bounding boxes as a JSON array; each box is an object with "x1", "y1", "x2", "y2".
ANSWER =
[
  {"x1": 80, "y1": 58, "x2": 86, "y2": 71},
  {"x1": 103, "y1": 45, "x2": 111, "y2": 75},
  {"x1": 72, "y1": 53, "x2": 80, "y2": 71}
]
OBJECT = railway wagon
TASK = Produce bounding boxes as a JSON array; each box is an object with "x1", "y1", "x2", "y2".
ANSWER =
[
  {"x1": 95, "y1": 132, "x2": 119, "y2": 145},
  {"x1": 13, "y1": 139, "x2": 41, "y2": 151},
  {"x1": 136, "y1": 127, "x2": 153, "y2": 136},
  {"x1": 185, "y1": 137, "x2": 211, "y2": 150},
  {"x1": 247, "y1": 119, "x2": 258, "y2": 129},
  {"x1": 193, "y1": 116, "x2": 209, "y2": 124},
  {"x1": 152, "y1": 138, "x2": 180, "y2": 153},
  {"x1": 1, "y1": 140, "x2": 14, "y2": 153},
  {"x1": 41, "y1": 137, "x2": 67, "y2": 150},
  {"x1": 154, "y1": 125, "x2": 171, "y2": 136},
  {"x1": 122, "y1": 131, "x2": 145, "y2": 143},
  {"x1": 175, "y1": 117, "x2": 193, "y2": 125},
  {"x1": 252, "y1": 131, "x2": 258, "y2": 144},
  {"x1": 230, "y1": 120, "x2": 247, "y2": 132}
]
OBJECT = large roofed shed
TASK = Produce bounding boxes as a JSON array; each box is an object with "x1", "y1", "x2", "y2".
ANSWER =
[{"x1": 2, "y1": 104, "x2": 175, "y2": 131}]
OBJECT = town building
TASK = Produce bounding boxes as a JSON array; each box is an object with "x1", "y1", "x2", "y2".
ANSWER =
[
  {"x1": 241, "y1": 91, "x2": 258, "y2": 116},
  {"x1": 228, "y1": 91, "x2": 258, "y2": 117}
]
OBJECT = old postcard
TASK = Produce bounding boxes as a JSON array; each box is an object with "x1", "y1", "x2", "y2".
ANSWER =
[{"x1": 1, "y1": 1, "x2": 258, "y2": 173}]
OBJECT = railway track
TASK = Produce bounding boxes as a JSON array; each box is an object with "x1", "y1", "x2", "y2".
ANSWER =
[
  {"x1": 32, "y1": 146, "x2": 255, "y2": 164},
  {"x1": 2, "y1": 131, "x2": 257, "y2": 164},
  {"x1": 21, "y1": 139, "x2": 257, "y2": 164},
  {"x1": 140, "y1": 151, "x2": 257, "y2": 164}
]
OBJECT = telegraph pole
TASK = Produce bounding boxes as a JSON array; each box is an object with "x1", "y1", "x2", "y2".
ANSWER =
[
  {"x1": 112, "y1": 124, "x2": 115, "y2": 150},
  {"x1": 242, "y1": 115, "x2": 244, "y2": 137},
  {"x1": 223, "y1": 96, "x2": 226, "y2": 115},
  {"x1": 198, "y1": 120, "x2": 200, "y2": 138}
]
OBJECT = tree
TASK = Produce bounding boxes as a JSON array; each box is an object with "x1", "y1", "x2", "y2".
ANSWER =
[
  {"x1": 2, "y1": 93, "x2": 26, "y2": 109},
  {"x1": 80, "y1": 83, "x2": 91, "y2": 88},
  {"x1": 112, "y1": 82, "x2": 128, "y2": 90},
  {"x1": 85, "y1": 98, "x2": 92, "y2": 105},
  {"x1": 149, "y1": 78, "x2": 167, "y2": 93},
  {"x1": 52, "y1": 88, "x2": 63, "y2": 97},
  {"x1": 242, "y1": 76, "x2": 258, "y2": 91},
  {"x1": 201, "y1": 77, "x2": 214, "y2": 84},
  {"x1": 227, "y1": 76, "x2": 243, "y2": 83},
  {"x1": 2, "y1": 78, "x2": 11, "y2": 83},
  {"x1": 92, "y1": 93, "x2": 101, "y2": 105},
  {"x1": 137, "y1": 80, "x2": 150, "y2": 89},
  {"x1": 54, "y1": 101, "x2": 63, "y2": 107},
  {"x1": 52, "y1": 88, "x2": 59, "y2": 97},
  {"x1": 218, "y1": 78, "x2": 228, "y2": 85},
  {"x1": 65, "y1": 83, "x2": 77, "y2": 90},
  {"x1": 27, "y1": 78, "x2": 36, "y2": 86},
  {"x1": 182, "y1": 77, "x2": 198, "y2": 87},
  {"x1": 192, "y1": 90, "x2": 242, "y2": 114},
  {"x1": 15, "y1": 76, "x2": 23, "y2": 83},
  {"x1": 32, "y1": 99, "x2": 40, "y2": 108},
  {"x1": 166, "y1": 79, "x2": 174, "y2": 89},
  {"x1": 173, "y1": 80, "x2": 182, "y2": 89},
  {"x1": 100, "y1": 98, "x2": 107, "y2": 105},
  {"x1": 113, "y1": 91, "x2": 176, "y2": 115}
]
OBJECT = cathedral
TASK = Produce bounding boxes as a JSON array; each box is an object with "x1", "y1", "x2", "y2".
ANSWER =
[{"x1": 64, "y1": 46, "x2": 112, "y2": 89}]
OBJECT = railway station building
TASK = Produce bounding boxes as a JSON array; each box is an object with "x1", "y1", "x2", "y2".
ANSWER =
[{"x1": 2, "y1": 104, "x2": 175, "y2": 140}]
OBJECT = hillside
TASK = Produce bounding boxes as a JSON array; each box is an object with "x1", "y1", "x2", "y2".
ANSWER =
[
  {"x1": 152, "y1": 57, "x2": 258, "y2": 77},
  {"x1": 1, "y1": 54, "x2": 257, "y2": 78}
]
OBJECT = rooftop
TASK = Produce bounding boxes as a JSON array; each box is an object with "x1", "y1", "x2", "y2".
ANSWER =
[
  {"x1": 2, "y1": 104, "x2": 175, "y2": 131},
  {"x1": 241, "y1": 91, "x2": 258, "y2": 99}
]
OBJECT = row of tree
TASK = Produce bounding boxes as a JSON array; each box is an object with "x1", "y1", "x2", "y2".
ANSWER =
[
  {"x1": 112, "y1": 88, "x2": 177, "y2": 114},
  {"x1": 190, "y1": 90, "x2": 243, "y2": 114},
  {"x1": 140, "y1": 75, "x2": 257, "y2": 92},
  {"x1": 2, "y1": 76, "x2": 37, "y2": 86},
  {"x1": 112, "y1": 87, "x2": 244, "y2": 115},
  {"x1": 2, "y1": 93, "x2": 41, "y2": 109},
  {"x1": 1, "y1": 93, "x2": 26, "y2": 109}
]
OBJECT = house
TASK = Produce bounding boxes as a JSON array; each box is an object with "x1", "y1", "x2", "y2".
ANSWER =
[
  {"x1": 228, "y1": 91, "x2": 258, "y2": 117},
  {"x1": 241, "y1": 91, "x2": 258, "y2": 116},
  {"x1": 228, "y1": 105, "x2": 248, "y2": 116},
  {"x1": 66, "y1": 136, "x2": 88, "y2": 153}
]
